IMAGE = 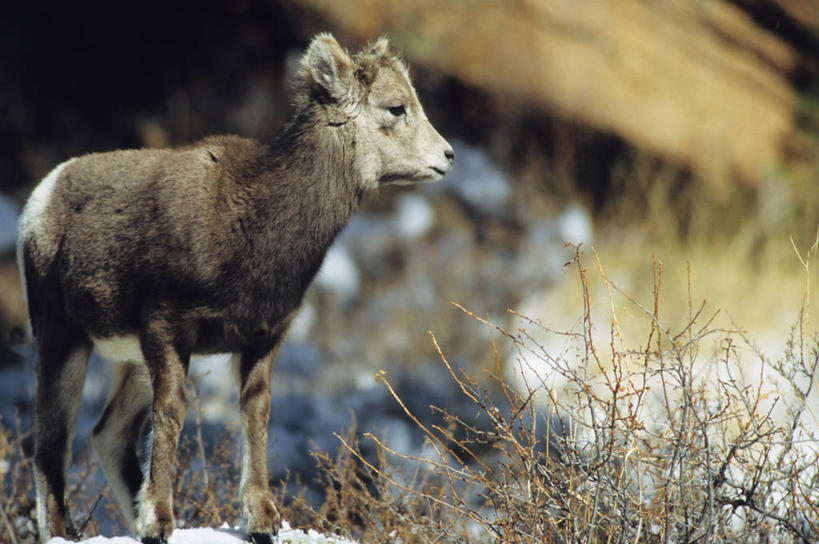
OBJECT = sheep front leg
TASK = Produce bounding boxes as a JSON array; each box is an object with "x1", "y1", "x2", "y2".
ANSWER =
[
  {"x1": 136, "y1": 324, "x2": 190, "y2": 544},
  {"x1": 233, "y1": 339, "x2": 281, "y2": 543}
]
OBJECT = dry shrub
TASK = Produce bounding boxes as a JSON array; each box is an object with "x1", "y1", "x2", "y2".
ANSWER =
[
  {"x1": 0, "y1": 418, "x2": 108, "y2": 542},
  {"x1": 324, "y1": 243, "x2": 819, "y2": 543},
  {"x1": 294, "y1": 430, "x2": 467, "y2": 543},
  {"x1": 0, "y1": 416, "x2": 35, "y2": 543}
]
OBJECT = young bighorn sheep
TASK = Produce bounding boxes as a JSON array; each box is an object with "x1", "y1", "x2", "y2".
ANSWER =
[{"x1": 18, "y1": 34, "x2": 453, "y2": 543}]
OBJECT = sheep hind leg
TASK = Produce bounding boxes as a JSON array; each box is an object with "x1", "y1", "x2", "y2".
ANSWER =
[
  {"x1": 33, "y1": 328, "x2": 91, "y2": 542},
  {"x1": 135, "y1": 318, "x2": 190, "y2": 544},
  {"x1": 92, "y1": 361, "x2": 152, "y2": 530}
]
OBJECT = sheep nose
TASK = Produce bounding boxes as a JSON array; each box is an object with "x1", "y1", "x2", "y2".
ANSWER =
[{"x1": 445, "y1": 148, "x2": 455, "y2": 164}]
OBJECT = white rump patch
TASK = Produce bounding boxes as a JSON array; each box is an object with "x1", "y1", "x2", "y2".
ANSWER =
[
  {"x1": 17, "y1": 159, "x2": 74, "y2": 310},
  {"x1": 17, "y1": 159, "x2": 75, "y2": 326},
  {"x1": 18, "y1": 159, "x2": 73, "y2": 245},
  {"x1": 93, "y1": 335, "x2": 145, "y2": 363}
]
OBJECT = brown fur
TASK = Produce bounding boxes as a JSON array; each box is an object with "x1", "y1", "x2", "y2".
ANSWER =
[{"x1": 18, "y1": 33, "x2": 452, "y2": 543}]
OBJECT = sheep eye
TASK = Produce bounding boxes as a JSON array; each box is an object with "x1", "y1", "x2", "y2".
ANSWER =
[{"x1": 388, "y1": 105, "x2": 406, "y2": 117}]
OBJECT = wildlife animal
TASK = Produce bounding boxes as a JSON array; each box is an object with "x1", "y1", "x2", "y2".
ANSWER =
[{"x1": 17, "y1": 33, "x2": 453, "y2": 543}]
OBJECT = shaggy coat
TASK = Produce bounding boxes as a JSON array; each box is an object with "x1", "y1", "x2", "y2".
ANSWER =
[{"x1": 18, "y1": 33, "x2": 453, "y2": 544}]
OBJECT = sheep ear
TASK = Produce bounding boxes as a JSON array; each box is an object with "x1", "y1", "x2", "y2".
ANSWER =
[
  {"x1": 301, "y1": 33, "x2": 355, "y2": 102},
  {"x1": 355, "y1": 36, "x2": 390, "y2": 87},
  {"x1": 369, "y1": 36, "x2": 390, "y2": 57}
]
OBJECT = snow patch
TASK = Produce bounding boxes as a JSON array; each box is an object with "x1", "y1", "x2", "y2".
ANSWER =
[
  {"x1": 437, "y1": 140, "x2": 510, "y2": 217},
  {"x1": 315, "y1": 244, "x2": 360, "y2": 302},
  {"x1": 46, "y1": 521, "x2": 359, "y2": 544},
  {"x1": 557, "y1": 204, "x2": 592, "y2": 246},
  {"x1": 189, "y1": 353, "x2": 239, "y2": 425},
  {"x1": 392, "y1": 193, "x2": 434, "y2": 241},
  {"x1": 287, "y1": 303, "x2": 316, "y2": 343}
]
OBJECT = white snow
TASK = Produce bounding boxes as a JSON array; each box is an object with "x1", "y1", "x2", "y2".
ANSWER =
[
  {"x1": 557, "y1": 204, "x2": 592, "y2": 246},
  {"x1": 392, "y1": 193, "x2": 434, "y2": 241},
  {"x1": 287, "y1": 302, "x2": 317, "y2": 343},
  {"x1": 315, "y1": 244, "x2": 360, "y2": 302},
  {"x1": 436, "y1": 140, "x2": 510, "y2": 217},
  {"x1": 47, "y1": 521, "x2": 359, "y2": 544}
]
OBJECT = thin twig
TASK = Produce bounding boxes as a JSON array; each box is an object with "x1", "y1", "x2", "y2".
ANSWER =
[
  {"x1": 0, "y1": 502, "x2": 19, "y2": 544},
  {"x1": 76, "y1": 493, "x2": 104, "y2": 539}
]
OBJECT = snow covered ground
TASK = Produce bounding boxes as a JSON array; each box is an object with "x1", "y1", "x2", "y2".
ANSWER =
[{"x1": 47, "y1": 522, "x2": 357, "y2": 544}]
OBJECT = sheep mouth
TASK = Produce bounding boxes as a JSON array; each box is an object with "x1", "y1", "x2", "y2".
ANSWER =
[{"x1": 379, "y1": 169, "x2": 443, "y2": 185}]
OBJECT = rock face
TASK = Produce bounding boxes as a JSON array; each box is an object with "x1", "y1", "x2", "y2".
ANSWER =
[
  {"x1": 771, "y1": 0, "x2": 819, "y2": 30},
  {"x1": 296, "y1": 0, "x2": 798, "y2": 187}
]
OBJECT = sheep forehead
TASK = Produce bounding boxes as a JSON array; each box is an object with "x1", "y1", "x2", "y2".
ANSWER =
[{"x1": 368, "y1": 64, "x2": 419, "y2": 107}]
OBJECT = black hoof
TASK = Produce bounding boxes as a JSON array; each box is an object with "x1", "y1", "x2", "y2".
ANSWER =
[
  {"x1": 141, "y1": 537, "x2": 168, "y2": 544},
  {"x1": 248, "y1": 532, "x2": 276, "y2": 544}
]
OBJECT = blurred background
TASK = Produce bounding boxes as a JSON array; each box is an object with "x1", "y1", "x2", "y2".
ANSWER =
[{"x1": 1, "y1": 0, "x2": 818, "y2": 510}]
